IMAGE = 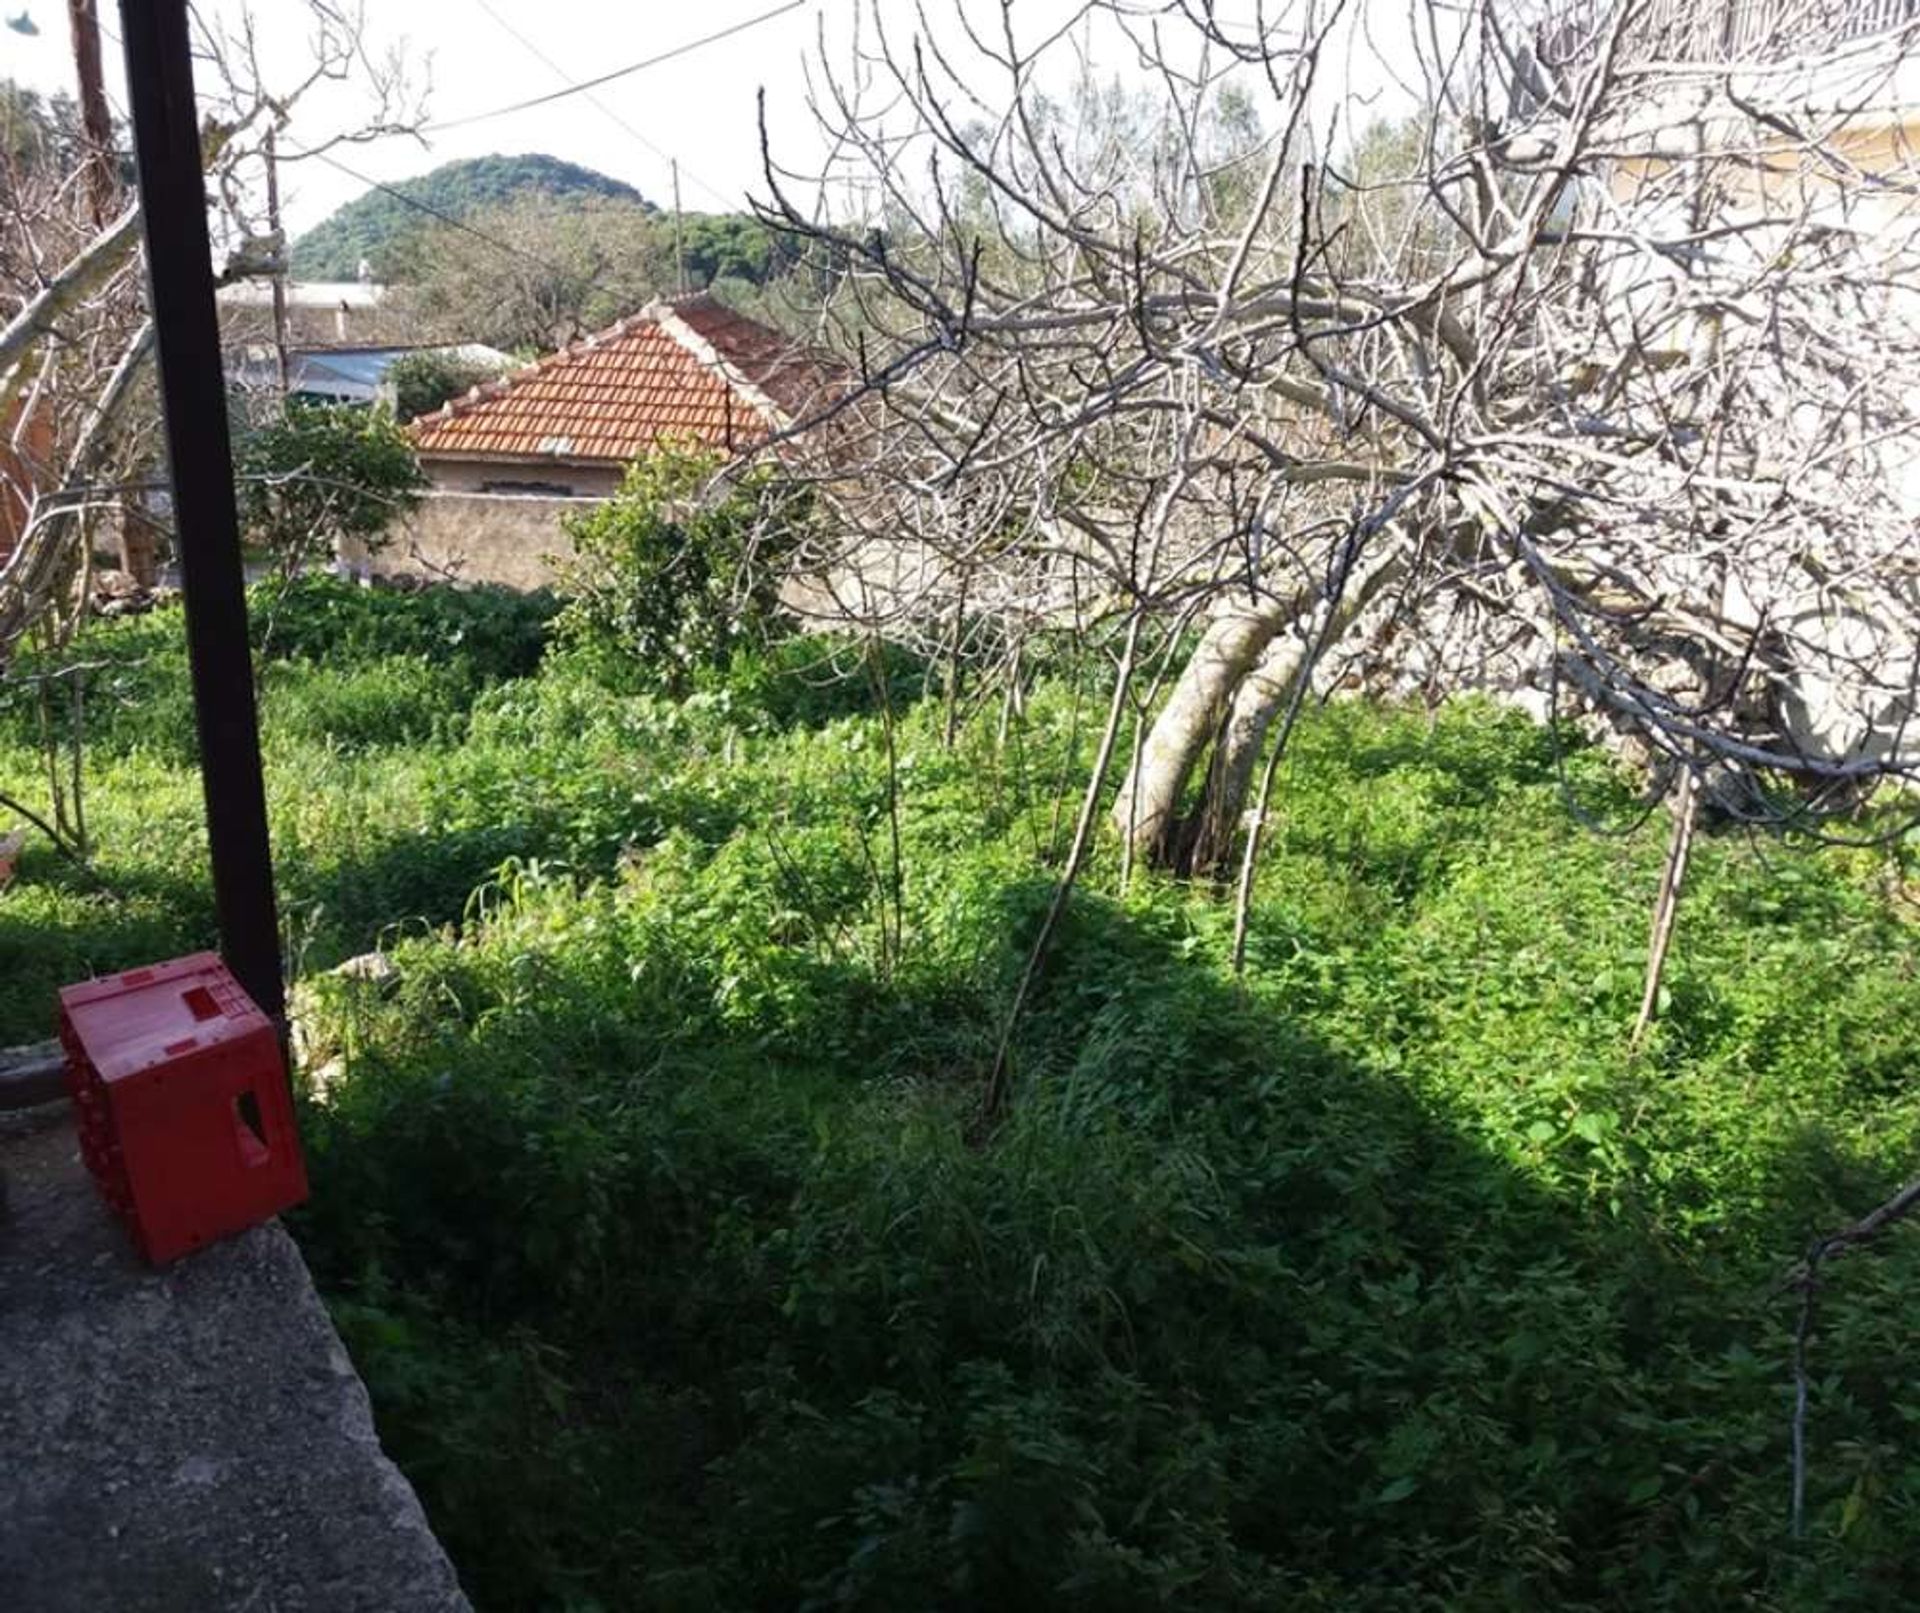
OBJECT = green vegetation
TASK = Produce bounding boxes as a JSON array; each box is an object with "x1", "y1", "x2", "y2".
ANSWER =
[
  {"x1": 2, "y1": 583, "x2": 1917, "y2": 1609},
  {"x1": 386, "y1": 350, "x2": 512, "y2": 423},
  {"x1": 554, "y1": 444, "x2": 806, "y2": 694},
  {"x1": 235, "y1": 404, "x2": 428, "y2": 574},
  {"x1": 675, "y1": 211, "x2": 793, "y2": 288},
  {"x1": 0, "y1": 579, "x2": 556, "y2": 1014},
  {"x1": 289, "y1": 154, "x2": 650, "y2": 281}
]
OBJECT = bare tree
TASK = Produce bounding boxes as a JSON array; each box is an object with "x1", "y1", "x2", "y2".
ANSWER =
[
  {"x1": 0, "y1": 2, "x2": 424, "y2": 865},
  {"x1": 0, "y1": 0, "x2": 426, "y2": 665},
  {"x1": 756, "y1": 0, "x2": 1920, "y2": 896},
  {"x1": 387, "y1": 193, "x2": 673, "y2": 353}
]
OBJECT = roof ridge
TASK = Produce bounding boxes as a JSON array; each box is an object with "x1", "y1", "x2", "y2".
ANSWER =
[
  {"x1": 408, "y1": 297, "x2": 835, "y2": 462},
  {"x1": 652, "y1": 302, "x2": 795, "y2": 431}
]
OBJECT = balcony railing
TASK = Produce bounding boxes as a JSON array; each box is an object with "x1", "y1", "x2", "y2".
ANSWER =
[{"x1": 1544, "y1": 0, "x2": 1920, "y2": 67}]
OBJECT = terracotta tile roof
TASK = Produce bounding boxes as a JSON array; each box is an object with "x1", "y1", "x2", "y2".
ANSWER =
[
  {"x1": 409, "y1": 294, "x2": 841, "y2": 467},
  {"x1": 669, "y1": 296, "x2": 844, "y2": 421}
]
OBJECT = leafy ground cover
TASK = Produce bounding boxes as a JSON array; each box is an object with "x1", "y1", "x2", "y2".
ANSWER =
[{"x1": 2, "y1": 582, "x2": 1917, "y2": 1609}]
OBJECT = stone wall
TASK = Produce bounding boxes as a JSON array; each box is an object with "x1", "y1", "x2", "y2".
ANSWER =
[{"x1": 349, "y1": 489, "x2": 598, "y2": 591}]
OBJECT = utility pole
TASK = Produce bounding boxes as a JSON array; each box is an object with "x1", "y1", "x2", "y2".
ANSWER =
[
  {"x1": 672, "y1": 159, "x2": 688, "y2": 296},
  {"x1": 66, "y1": 0, "x2": 116, "y2": 227},
  {"x1": 263, "y1": 125, "x2": 291, "y2": 396},
  {"x1": 68, "y1": 0, "x2": 158, "y2": 586},
  {"x1": 117, "y1": 0, "x2": 286, "y2": 1025}
]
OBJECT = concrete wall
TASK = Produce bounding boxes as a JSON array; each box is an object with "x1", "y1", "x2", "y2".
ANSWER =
[{"x1": 349, "y1": 489, "x2": 596, "y2": 591}]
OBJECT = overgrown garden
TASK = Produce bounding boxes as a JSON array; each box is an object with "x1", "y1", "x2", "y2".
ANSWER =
[
  {"x1": 3, "y1": 578, "x2": 1917, "y2": 1609},
  {"x1": 6, "y1": 3, "x2": 1920, "y2": 1604}
]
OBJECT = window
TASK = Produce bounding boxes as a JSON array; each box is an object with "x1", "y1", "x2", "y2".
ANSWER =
[{"x1": 480, "y1": 479, "x2": 577, "y2": 496}]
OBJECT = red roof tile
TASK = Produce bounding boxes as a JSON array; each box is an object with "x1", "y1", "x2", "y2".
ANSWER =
[{"x1": 410, "y1": 294, "x2": 840, "y2": 466}]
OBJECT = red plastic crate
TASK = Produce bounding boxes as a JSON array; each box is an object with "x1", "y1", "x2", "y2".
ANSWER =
[{"x1": 59, "y1": 953, "x2": 308, "y2": 1265}]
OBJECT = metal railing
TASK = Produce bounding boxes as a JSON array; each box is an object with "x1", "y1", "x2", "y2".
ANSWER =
[{"x1": 1546, "y1": 0, "x2": 1920, "y2": 66}]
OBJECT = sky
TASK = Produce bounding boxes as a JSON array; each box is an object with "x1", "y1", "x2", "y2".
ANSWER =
[
  {"x1": 1, "y1": 0, "x2": 836, "y2": 228},
  {"x1": 0, "y1": 1, "x2": 1417, "y2": 237}
]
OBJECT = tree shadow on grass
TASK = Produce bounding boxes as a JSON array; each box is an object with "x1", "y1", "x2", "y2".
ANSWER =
[
  {"x1": 0, "y1": 855, "x2": 214, "y2": 1042},
  {"x1": 293, "y1": 879, "x2": 1916, "y2": 1612}
]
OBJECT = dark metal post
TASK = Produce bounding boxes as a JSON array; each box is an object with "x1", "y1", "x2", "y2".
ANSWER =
[{"x1": 118, "y1": 0, "x2": 284, "y2": 1023}]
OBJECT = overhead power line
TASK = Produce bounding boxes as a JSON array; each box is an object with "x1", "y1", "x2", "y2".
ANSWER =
[
  {"x1": 423, "y1": 1, "x2": 809, "y2": 134},
  {"x1": 471, "y1": 0, "x2": 738, "y2": 209}
]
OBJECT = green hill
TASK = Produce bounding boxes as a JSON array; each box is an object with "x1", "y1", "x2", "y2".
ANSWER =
[{"x1": 290, "y1": 153, "x2": 652, "y2": 280}]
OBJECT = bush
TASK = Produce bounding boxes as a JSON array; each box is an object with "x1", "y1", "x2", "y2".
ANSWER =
[
  {"x1": 385, "y1": 349, "x2": 511, "y2": 422},
  {"x1": 554, "y1": 442, "x2": 806, "y2": 695},
  {"x1": 236, "y1": 402, "x2": 427, "y2": 573},
  {"x1": 249, "y1": 574, "x2": 557, "y2": 680}
]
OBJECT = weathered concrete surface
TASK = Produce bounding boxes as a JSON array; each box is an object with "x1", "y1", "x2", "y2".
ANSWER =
[
  {"x1": 0, "y1": 1040, "x2": 64, "y2": 1111},
  {"x1": 0, "y1": 1103, "x2": 470, "y2": 1612},
  {"x1": 345, "y1": 487, "x2": 594, "y2": 590}
]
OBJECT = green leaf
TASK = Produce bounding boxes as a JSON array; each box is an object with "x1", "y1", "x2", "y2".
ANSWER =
[{"x1": 1571, "y1": 1112, "x2": 1612, "y2": 1145}]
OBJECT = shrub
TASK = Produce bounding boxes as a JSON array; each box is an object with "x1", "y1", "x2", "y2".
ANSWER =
[
  {"x1": 385, "y1": 349, "x2": 511, "y2": 422},
  {"x1": 235, "y1": 402, "x2": 427, "y2": 574},
  {"x1": 248, "y1": 574, "x2": 556, "y2": 681},
  {"x1": 554, "y1": 442, "x2": 806, "y2": 694}
]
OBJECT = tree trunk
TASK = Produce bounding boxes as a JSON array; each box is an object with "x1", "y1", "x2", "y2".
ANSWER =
[
  {"x1": 1112, "y1": 588, "x2": 1314, "y2": 866},
  {"x1": 0, "y1": 206, "x2": 142, "y2": 396},
  {"x1": 2, "y1": 321, "x2": 153, "y2": 655},
  {"x1": 1189, "y1": 550, "x2": 1405, "y2": 874},
  {"x1": 1190, "y1": 635, "x2": 1310, "y2": 876},
  {"x1": 119, "y1": 506, "x2": 160, "y2": 589}
]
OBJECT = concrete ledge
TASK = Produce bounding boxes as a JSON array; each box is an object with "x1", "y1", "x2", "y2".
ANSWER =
[
  {"x1": 0, "y1": 1104, "x2": 469, "y2": 1612},
  {"x1": 0, "y1": 1040, "x2": 66, "y2": 1111}
]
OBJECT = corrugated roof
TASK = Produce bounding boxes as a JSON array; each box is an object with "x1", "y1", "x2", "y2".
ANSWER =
[{"x1": 410, "y1": 294, "x2": 839, "y2": 466}]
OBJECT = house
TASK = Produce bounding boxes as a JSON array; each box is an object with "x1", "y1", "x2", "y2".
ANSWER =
[
  {"x1": 1537, "y1": 0, "x2": 1920, "y2": 200},
  {"x1": 1522, "y1": 0, "x2": 1920, "y2": 766},
  {"x1": 407, "y1": 293, "x2": 835, "y2": 497},
  {"x1": 216, "y1": 276, "x2": 404, "y2": 347},
  {"x1": 351, "y1": 295, "x2": 841, "y2": 589}
]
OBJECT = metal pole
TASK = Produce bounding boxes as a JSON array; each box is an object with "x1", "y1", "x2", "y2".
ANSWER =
[
  {"x1": 673, "y1": 160, "x2": 687, "y2": 296},
  {"x1": 117, "y1": 0, "x2": 285, "y2": 1023}
]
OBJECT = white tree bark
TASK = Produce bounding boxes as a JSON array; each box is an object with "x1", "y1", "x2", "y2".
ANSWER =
[
  {"x1": 0, "y1": 206, "x2": 142, "y2": 398},
  {"x1": 1112, "y1": 585, "x2": 1316, "y2": 864},
  {"x1": 1192, "y1": 550, "x2": 1407, "y2": 872}
]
